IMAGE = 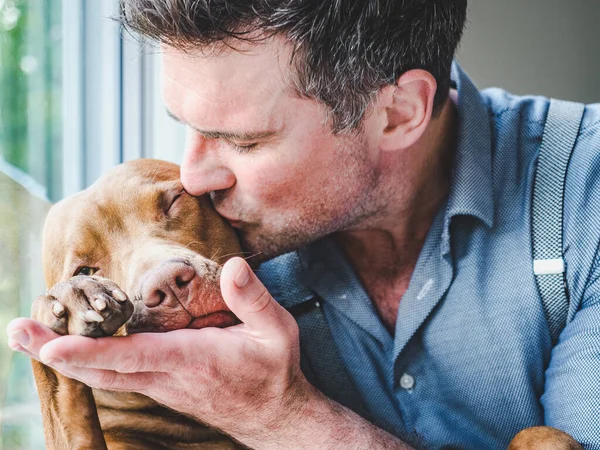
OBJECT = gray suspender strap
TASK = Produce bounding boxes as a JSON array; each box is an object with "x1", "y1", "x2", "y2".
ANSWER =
[
  {"x1": 287, "y1": 298, "x2": 371, "y2": 421},
  {"x1": 532, "y1": 99, "x2": 585, "y2": 345}
]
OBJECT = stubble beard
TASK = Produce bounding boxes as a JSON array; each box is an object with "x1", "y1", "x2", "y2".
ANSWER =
[
  {"x1": 235, "y1": 138, "x2": 390, "y2": 264},
  {"x1": 237, "y1": 199, "x2": 383, "y2": 264}
]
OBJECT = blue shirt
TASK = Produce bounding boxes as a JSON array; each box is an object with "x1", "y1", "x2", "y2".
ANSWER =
[{"x1": 258, "y1": 62, "x2": 600, "y2": 449}]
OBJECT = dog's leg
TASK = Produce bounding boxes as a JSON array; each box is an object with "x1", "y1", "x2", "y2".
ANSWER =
[
  {"x1": 31, "y1": 360, "x2": 108, "y2": 450},
  {"x1": 31, "y1": 277, "x2": 133, "y2": 450}
]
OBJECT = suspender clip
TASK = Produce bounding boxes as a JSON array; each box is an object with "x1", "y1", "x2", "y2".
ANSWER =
[{"x1": 533, "y1": 258, "x2": 565, "y2": 275}]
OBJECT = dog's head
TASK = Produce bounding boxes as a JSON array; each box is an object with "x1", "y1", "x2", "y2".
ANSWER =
[{"x1": 42, "y1": 159, "x2": 243, "y2": 332}]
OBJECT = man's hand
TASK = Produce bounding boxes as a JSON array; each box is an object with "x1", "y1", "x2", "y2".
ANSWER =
[
  {"x1": 7, "y1": 257, "x2": 411, "y2": 449},
  {"x1": 7, "y1": 257, "x2": 313, "y2": 443}
]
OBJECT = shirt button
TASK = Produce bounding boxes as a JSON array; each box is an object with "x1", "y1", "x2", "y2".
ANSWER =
[{"x1": 399, "y1": 373, "x2": 415, "y2": 390}]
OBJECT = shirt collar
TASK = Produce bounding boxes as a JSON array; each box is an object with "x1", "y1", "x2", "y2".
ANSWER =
[
  {"x1": 259, "y1": 62, "x2": 495, "y2": 307},
  {"x1": 441, "y1": 62, "x2": 495, "y2": 254}
]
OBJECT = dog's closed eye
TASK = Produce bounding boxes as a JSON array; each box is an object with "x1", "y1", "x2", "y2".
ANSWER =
[
  {"x1": 162, "y1": 189, "x2": 185, "y2": 216},
  {"x1": 168, "y1": 193, "x2": 183, "y2": 213}
]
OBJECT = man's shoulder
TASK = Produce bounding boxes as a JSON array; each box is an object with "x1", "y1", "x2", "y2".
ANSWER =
[
  {"x1": 478, "y1": 88, "x2": 600, "y2": 187},
  {"x1": 481, "y1": 88, "x2": 550, "y2": 123},
  {"x1": 481, "y1": 87, "x2": 600, "y2": 138},
  {"x1": 472, "y1": 88, "x2": 600, "y2": 305},
  {"x1": 561, "y1": 101, "x2": 600, "y2": 307}
]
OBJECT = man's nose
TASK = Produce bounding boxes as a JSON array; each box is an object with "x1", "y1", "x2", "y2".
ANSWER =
[{"x1": 180, "y1": 132, "x2": 236, "y2": 196}]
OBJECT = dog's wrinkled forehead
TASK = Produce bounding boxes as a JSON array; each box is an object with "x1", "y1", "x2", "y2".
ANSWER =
[
  {"x1": 92, "y1": 159, "x2": 181, "y2": 207},
  {"x1": 43, "y1": 160, "x2": 184, "y2": 276},
  {"x1": 41, "y1": 158, "x2": 242, "y2": 288},
  {"x1": 49, "y1": 160, "x2": 182, "y2": 233},
  {"x1": 97, "y1": 159, "x2": 180, "y2": 188}
]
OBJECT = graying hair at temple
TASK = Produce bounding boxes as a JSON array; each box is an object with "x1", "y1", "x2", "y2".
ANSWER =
[{"x1": 119, "y1": 0, "x2": 467, "y2": 134}]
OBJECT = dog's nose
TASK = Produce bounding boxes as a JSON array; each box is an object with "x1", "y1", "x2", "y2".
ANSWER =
[{"x1": 140, "y1": 261, "x2": 197, "y2": 308}]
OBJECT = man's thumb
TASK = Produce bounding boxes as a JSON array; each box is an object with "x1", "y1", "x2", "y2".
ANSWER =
[{"x1": 220, "y1": 257, "x2": 295, "y2": 336}]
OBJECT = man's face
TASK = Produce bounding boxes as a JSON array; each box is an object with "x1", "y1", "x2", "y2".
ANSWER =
[{"x1": 162, "y1": 39, "x2": 388, "y2": 261}]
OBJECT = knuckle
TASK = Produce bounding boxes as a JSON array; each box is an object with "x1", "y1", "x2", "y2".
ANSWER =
[
  {"x1": 287, "y1": 319, "x2": 300, "y2": 342},
  {"x1": 269, "y1": 319, "x2": 300, "y2": 357},
  {"x1": 199, "y1": 357, "x2": 219, "y2": 381},
  {"x1": 96, "y1": 371, "x2": 116, "y2": 387},
  {"x1": 119, "y1": 353, "x2": 145, "y2": 373},
  {"x1": 91, "y1": 370, "x2": 122, "y2": 391},
  {"x1": 248, "y1": 287, "x2": 272, "y2": 314},
  {"x1": 119, "y1": 343, "x2": 161, "y2": 373}
]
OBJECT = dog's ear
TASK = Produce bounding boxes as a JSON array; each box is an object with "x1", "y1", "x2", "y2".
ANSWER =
[
  {"x1": 41, "y1": 202, "x2": 69, "y2": 288},
  {"x1": 31, "y1": 359, "x2": 109, "y2": 450}
]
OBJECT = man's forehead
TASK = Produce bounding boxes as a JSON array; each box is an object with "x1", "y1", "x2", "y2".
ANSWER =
[
  {"x1": 160, "y1": 38, "x2": 293, "y2": 96},
  {"x1": 161, "y1": 39, "x2": 291, "y2": 131}
]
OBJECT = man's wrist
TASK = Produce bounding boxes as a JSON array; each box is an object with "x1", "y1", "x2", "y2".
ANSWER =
[{"x1": 238, "y1": 381, "x2": 413, "y2": 450}]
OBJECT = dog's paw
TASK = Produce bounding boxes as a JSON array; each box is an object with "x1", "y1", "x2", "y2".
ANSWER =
[{"x1": 32, "y1": 275, "x2": 134, "y2": 337}]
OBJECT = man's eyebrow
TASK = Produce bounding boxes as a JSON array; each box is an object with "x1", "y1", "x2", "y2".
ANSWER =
[{"x1": 166, "y1": 109, "x2": 277, "y2": 141}]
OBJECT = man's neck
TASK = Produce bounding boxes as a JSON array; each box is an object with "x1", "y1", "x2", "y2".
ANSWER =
[{"x1": 334, "y1": 93, "x2": 458, "y2": 333}]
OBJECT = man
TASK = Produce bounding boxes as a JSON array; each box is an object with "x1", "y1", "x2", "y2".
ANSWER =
[{"x1": 7, "y1": 0, "x2": 600, "y2": 448}]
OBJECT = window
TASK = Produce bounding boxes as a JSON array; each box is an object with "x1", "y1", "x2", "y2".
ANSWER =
[
  {"x1": 2, "y1": 1, "x2": 595, "y2": 448},
  {"x1": 1, "y1": 0, "x2": 60, "y2": 447},
  {"x1": 0, "y1": 0, "x2": 184, "y2": 446}
]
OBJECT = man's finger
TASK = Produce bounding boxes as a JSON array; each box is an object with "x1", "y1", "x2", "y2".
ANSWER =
[
  {"x1": 220, "y1": 257, "x2": 297, "y2": 339},
  {"x1": 6, "y1": 317, "x2": 62, "y2": 358},
  {"x1": 37, "y1": 329, "x2": 200, "y2": 372},
  {"x1": 7, "y1": 343, "x2": 37, "y2": 361},
  {"x1": 47, "y1": 360, "x2": 157, "y2": 393}
]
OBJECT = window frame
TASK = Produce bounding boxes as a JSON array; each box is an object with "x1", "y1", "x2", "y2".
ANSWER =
[{"x1": 61, "y1": 0, "x2": 185, "y2": 199}]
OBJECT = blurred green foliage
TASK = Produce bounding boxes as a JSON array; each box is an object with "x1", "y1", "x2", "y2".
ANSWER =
[
  {"x1": 0, "y1": 0, "x2": 62, "y2": 199},
  {"x1": 0, "y1": 173, "x2": 49, "y2": 450},
  {"x1": 0, "y1": 0, "x2": 61, "y2": 448}
]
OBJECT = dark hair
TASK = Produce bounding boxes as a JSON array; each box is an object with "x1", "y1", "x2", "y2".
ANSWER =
[{"x1": 120, "y1": 0, "x2": 467, "y2": 133}]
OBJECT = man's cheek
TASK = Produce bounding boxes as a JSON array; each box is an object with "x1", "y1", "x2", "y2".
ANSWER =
[{"x1": 252, "y1": 174, "x2": 296, "y2": 204}]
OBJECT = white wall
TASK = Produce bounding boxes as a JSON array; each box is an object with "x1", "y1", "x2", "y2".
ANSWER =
[
  {"x1": 138, "y1": 1, "x2": 600, "y2": 169},
  {"x1": 457, "y1": 0, "x2": 600, "y2": 103}
]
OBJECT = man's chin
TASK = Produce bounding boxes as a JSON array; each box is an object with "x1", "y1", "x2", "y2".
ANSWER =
[{"x1": 237, "y1": 230, "x2": 317, "y2": 268}]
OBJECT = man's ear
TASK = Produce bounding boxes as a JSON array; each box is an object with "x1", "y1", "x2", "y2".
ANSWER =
[{"x1": 376, "y1": 69, "x2": 437, "y2": 152}]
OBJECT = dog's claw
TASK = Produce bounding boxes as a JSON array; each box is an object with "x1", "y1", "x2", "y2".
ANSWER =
[
  {"x1": 94, "y1": 298, "x2": 107, "y2": 311},
  {"x1": 52, "y1": 302, "x2": 65, "y2": 318},
  {"x1": 112, "y1": 289, "x2": 127, "y2": 302},
  {"x1": 83, "y1": 310, "x2": 105, "y2": 323}
]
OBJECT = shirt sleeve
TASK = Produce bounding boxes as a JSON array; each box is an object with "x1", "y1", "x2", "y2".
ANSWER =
[{"x1": 543, "y1": 248, "x2": 600, "y2": 449}]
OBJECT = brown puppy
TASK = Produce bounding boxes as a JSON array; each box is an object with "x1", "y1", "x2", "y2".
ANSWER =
[
  {"x1": 30, "y1": 158, "x2": 582, "y2": 450},
  {"x1": 32, "y1": 159, "x2": 245, "y2": 449}
]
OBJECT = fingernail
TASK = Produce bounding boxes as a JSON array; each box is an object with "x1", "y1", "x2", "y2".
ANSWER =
[
  {"x1": 9, "y1": 330, "x2": 30, "y2": 349},
  {"x1": 234, "y1": 262, "x2": 250, "y2": 289}
]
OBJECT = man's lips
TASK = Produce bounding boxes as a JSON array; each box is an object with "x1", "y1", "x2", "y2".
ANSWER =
[
  {"x1": 214, "y1": 207, "x2": 251, "y2": 229},
  {"x1": 218, "y1": 213, "x2": 242, "y2": 227},
  {"x1": 214, "y1": 204, "x2": 243, "y2": 223}
]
